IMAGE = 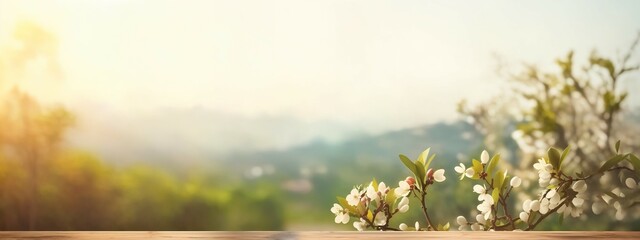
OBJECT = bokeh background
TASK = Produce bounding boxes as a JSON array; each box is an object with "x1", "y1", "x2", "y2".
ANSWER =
[{"x1": 0, "y1": 0, "x2": 639, "y2": 230}]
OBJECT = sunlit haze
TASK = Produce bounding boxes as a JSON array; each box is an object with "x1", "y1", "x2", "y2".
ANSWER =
[{"x1": 1, "y1": 0, "x2": 640, "y2": 154}]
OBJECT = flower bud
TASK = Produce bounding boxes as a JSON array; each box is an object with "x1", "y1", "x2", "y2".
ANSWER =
[{"x1": 405, "y1": 177, "x2": 416, "y2": 186}]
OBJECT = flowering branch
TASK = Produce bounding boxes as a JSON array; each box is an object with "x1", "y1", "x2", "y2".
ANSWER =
[{"x1": 331, "y1": 142, "x2": 640, "y2": 231}]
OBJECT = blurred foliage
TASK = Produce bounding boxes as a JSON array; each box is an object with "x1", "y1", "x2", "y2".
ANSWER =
[{"x1": 458, "y1": 33, "x2": 640, "y2": 230}]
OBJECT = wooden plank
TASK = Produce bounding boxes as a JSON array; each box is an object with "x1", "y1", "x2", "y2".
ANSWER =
[{"x1": 0, "y1": 231, "x2": 638, "y2": 240}]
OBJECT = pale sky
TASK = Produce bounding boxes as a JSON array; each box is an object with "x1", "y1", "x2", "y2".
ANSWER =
[{"x1": 1, "y1": 0, "x2": 640, "y2": 133}]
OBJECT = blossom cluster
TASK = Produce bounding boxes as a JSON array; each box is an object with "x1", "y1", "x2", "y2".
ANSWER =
[{"x1": 332, "y1": 145, "x2": 639, "y2": 231}]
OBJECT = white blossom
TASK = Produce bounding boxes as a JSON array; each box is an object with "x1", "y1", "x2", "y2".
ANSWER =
[
  {"x1": 465, "y1": 168, "x2": 475, "y2": 178},
  {"x1": 366, "y1": 185, "x2": 378, "y2": 201},
  {"x1": 473, "y1": 184, "x2": 491, "y2": 201},
  {"x1": 353, "y1": 218, "x2": 367, "y2": 231},
  {"x1": 592, "y1": 200, "x2": 606, "y2": 215},
  {"x1": 530, "y1": 200, "x2": 540, "y2": 212},
  {"x1": 477, "y1": 201, "x2": 493, "y2": 220},
  {"x1": 346, "y1": 188, "x2": 361, "y2": 206},
  {"x1": 476, "y1": 214, "x2": 486, "y2": 225},
  {"x1": 539, "y1": 198, "x2": 550, "y2": 214},
  {"x1": 470, "y1": 223, "x2": 483, "y2": 231},
  {"x1": 481, "y1": 150, "x2": 490, "y2": 164},
  {"x1": 456, "y1": 216, "x2": 468, "y2": 226},
  {"x1": 395, "y1": 181, "x2": 412, "y2": 197},
  {"x1": 399, "y1": 223, "x2": 408, "y2": 231},
  {"x1": 519, "y1": 211, "x2": 529, "y2": 222},
  {"x1": 510, "y1": 176, "x2": 522, "y2": 188},
  {"x1": 433, "y1": 169, "x2": 446, "y2": 182},
  {"x1": 625, "y1": 178, "x2": 637, "y2": 189},
  {"x1": 378, "y1": 182, "x2": 388, "y2": 196},
  {"x1": 523, "y1": 199, "x2": 532, "y2": 213},
  {"x1": 397, "y1": 197, "x2": 410, "y2": 213},
  {"x1": 454, "y1": 163, "x2": 466, "y2": 174},
  {"x1": 374, "y1": 212, "x2": 387, "y2": 226},
  {"x1": 415, "y1": 221, "x2": 420, "y2": 231},
  {"x1": 571, "y1": 180, "x2": 587, "y2": 193},
  {"x1": 331, "y1": 204, "x2": 350, "y2": 224}
]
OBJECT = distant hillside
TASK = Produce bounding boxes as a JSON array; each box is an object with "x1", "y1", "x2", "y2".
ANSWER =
[{"x1": 223, "y1": 120, "x2": 483, "y2": 182}]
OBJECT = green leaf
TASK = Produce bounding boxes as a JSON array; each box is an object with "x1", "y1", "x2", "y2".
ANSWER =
[
  {"x1": 471, "y1": 159, "x2": 483, "y2": 179},
  {"x1": 598, "y1": 154, "x2": 627, "y2": 174},
  {"x1": 400, "y1": 154, "x2": 419, "y2": 178},
  {"x1": 385, "y1": 187, "x2": 397, "y2": 205},
  {"x1": 491, "y1": 170, "x2": 505, "y2": 203},
  {"x1": 615, "y1": 140, "x2": 621, "y2": 153},
  {"x1": 371, "y1": 178, "x2": 378, "y2": 191},
  {"x1": 627, "y1": 154, "x2": 640, "y2": 175},
  {"x1": 415, "y1": 160, "x2": 426, "y2": 187},
  {"x1": 491, "y1": 188, "x2": 501, "y2": 204},
  {"x1": 548, "y1": 147, "x2": 561, "y2": 170},
  {"x1": 425, "y1": 154, "x2": 437, "y2": 170},
  {"x1": 486, "y1": 154, "x2": 501, "y2": 176},
  {"x1": 560, "y1": 146, "x2": 570, "y2": 168},
  {"x1": 417, "y1": 148, "x2": 430, "y2": 165},
  {"x1": 437, "y1": 222, "x2": 450, "y2": 231},
  {"x1": 367, "y1": 210, "x2": 374, "y2": 222}
]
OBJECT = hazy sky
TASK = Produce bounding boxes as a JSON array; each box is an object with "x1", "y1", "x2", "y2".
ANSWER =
[{"x1": 1, "y1": 0, "x2": 640, "y2": 133}]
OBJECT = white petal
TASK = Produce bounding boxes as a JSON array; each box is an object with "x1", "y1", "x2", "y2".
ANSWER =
[
  {"x1": 374, "y1": 212, "x2": 387, "y2": 226},
  {"x1": 612, "y1": 188, "x2": 625, "y2": 197},
  {"x1": 470, "y1": 223, "x2": 481, "y2": 231},
  {"x1": 473, "y1": 184, "x2": 485, "y2": 194},
  {"x1": 510, "y1": 176, "x2": 522, "y2": 188},
  {"x1": 366, "y1": 185, "x2": 378, "y2": 200},
  {"x1": 476, "y1": 214, "x2": 486, "y2": 225},
  {"x1": 331, "y1": 203, "x2": 342, "y2": 214},
  {"x1": 455, "y1": 163, "x2": 465, "y2": 174},
  {"x1": 519, "y1": 212, "x2": 529, "y2": 222},
  {"x1": 592, "y1": 202, "x2": 605, "y2": 215},
  {"x1": 550, "y1": 193, "x2": 561, "y2": 205},
  {"x1": 530, "y1": 200, "x2": 540, "y2": 212},
  {"x1": 399, "y1": 204, "x2": 409, "y2": 213},
  {"x1": 415, "y1": 221, "x2": 420, "y2": 231},
  {"x1": 342, "y1": 213, "x2": 350, "y2": 224},
  {"x1": 484, "y1": 211, "x2": 492, "y2": 220},
  {"x1": 625, "y1": 178, "x2": 637, "y2": 189},
  {"x1": 546, "y1": 189, "x2": 556, "y2": 198},
  {"x1": 378, "y1": 182, "x2": 388, "y2": 194},
  {"x1": 353, "y1": 219, "x2": 364, "y2": 231},
  {"x1": 571, "y1": 180, "x2": 587, "y2": 193},
  {"x1": 465, "y1": 168, "x2": 475, "y2": 178},
  {"x1": 602, "y1": 194, "x2": 613, "y2": 205},
  {"x1": 572, "y1": 197, "x2": 584, "y2": 207},
  {"x1": 398, "y1": 196, "x2": 409, "y2": 208},
  {"x1": 434, "y1": 169, "x2": 446, "y2": 182},
  {"x1": 523, "y1": 199, "x2": 532, "y2": 213},
  {"x1": 481, "y1": 150, "x2": 490, "y2": 164},
  {"x1": 399, "y1": 223, "x2": 408, "y2": 231},
  {"x1": 456, "y1": 216, "x2": 468, "y2": 226},
  {"x1": 394, "y1": 187, "x2": 410, "y2": 197},
  {"x1": 539, "y1": 199, "x2": 549, "y2": 214}
]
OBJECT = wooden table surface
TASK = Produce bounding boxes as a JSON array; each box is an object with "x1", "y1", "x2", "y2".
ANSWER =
[{"x1": 0, "y1": 231, "x2": 638, "y2": 240}]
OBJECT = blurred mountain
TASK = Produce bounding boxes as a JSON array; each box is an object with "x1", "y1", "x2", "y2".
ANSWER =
[
  {"x1": 65, "y1": 104, "x2": 365, "y2": 166},
  {"x1": 225, "y1": 120, "x2": 483, "y2": 182}
]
